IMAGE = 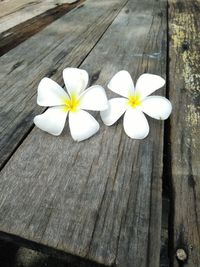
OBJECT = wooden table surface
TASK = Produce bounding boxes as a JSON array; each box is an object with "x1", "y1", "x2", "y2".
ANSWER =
[{"x1": 0, "y1": 0, "x2": 199, "y2": 266}]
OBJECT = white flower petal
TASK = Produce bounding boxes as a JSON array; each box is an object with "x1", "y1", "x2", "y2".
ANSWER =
[
  {"x1": 100, "y1": 97, "x2": 127, "y2": 126},
  {"x1": 37, "y1": 77, "x2": 69, "y2": 106},
  {"x1": 34, "y1": 106, "x2": 68, "y2": 136},
  {"x1": 108, "y1": 70, "x2": 134, "y2": 97},
  {"x1": 135, "y1": 73, "x2": 165, "y2": 99},
  {"x1": 63, "y1": 68, "x2": 89, "y2": 96},
  {"x1": 69, "y1": 110, "x2": 99, "y2": 141},
  {"x1": 80, "y1": 85, "x2": 108, "y2": 111},
  {"x1": 123, "y1": 108, "x2": 149, "y2": 139},
  {"x1": 141, "y1": 96, "x2": 172, "y2": 120}
]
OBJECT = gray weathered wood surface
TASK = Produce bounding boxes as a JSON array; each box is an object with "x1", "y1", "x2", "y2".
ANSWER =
[
  {"x1": 0, "y1": 0, "x2": 85, "y2": 56},
  {"x1": 0, "y1": 0, "x2": 127, "y2": 168},
  {"x1": 0, "y1": 0, "x2": 78, "y2": 33},
  {"x1": 0, "y1": 0, "x2": 167, "y2": 266},
  {"x1": 169, "y1": 0, "x2": 200, "y2": 266},
  {"x1": 1, "y1": 0, "x2": 199, "y2": 266}
]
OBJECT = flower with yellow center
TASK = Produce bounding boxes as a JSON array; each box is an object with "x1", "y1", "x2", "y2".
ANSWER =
[
  {"x1": 100, "y1": 70, "x2": 172, "y2": 139},
  {"x1": 63, "y1": 93, "x2": 80, "y2": 112},
  {"x1": 127, "y1": 94, "x2": 142, "y2": 108},
  {"x1": 34, "y1": 68, "x2": 108, "y2": 141}
]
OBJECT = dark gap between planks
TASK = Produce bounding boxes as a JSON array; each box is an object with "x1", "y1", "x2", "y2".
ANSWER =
[
  {"x1": 160, "y1": 2, "x2": 173, "y2": 266},
  {"x1": 0, "y1": 231, "x2": 107, "y2": 267},
  {"x1": 0, "y1": 0, "x2": 85, "y2": 56}
]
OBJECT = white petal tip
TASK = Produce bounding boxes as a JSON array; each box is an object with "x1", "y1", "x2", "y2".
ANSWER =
[
  {"x1": 37, "y1": 77, "x2": 68, "y2": 106},
  {"x1": 34, "y1": 116, "x2": 61, "y2": 136},
  {"x1": 99, "y1": 103, "x2": 109, "y2": 111},
  {"x1": 136, "y1": 74, "x2": 166, "y2": 98},
  {"x1": 100, "y1": 97, "x2": 127, "y2": 126},
  {"x1": 63, "y1": 68, "x2": 89, "y2": 95},
  {"x1": 100, "y1": 114, "x2": 114, "y2": 126},
  {"x1": 126, "y1": 132, "x2": 149, "y2": 140},
  {"x1": 100, "y1": 111, "x2": 116, "y2": 126},
  {"x1": 123, "y1": 109, "x2": 150, "y2": 140},
  {"x1": 162, "y1": 101, "x2": 172, "y2": 120},
  {"x1": 79, "y1": 85, "x2": 108, "y2": 111},
  {"x1": 69, "y1": 110, "x2": 100, "y2": 142},
  {"x1": 72, "y1": 123, "x2": 99, "y2": 142},
  {"x1": 108, "y1": 70, "x2": 134, "y2": 97},
  {"x1": 142, "y1": 73, "x2": 166, "y2": 85},
  {"x1": 124, "y1": 129, "x2": 149, "y2": 140},
  {"x1": 142, "y1": 96, "x2": 172, "y2": 120},
  {"x1": 33, "y1": 107, "x2": 67, "y2": 136}
]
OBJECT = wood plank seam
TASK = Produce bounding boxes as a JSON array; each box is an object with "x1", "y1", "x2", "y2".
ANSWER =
[{"x1": 160, "y1": 2, "x2": 172, "y2": 266}]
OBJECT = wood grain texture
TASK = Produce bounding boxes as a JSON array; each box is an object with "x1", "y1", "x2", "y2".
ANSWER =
[
  {"x1": 0, "y1": 0, "x2": 167, "y2": 266},
  {"x1": 0, "y1": 0, "x2": 78, "y2": 32},
  {"x1": 0, "y1": 0, "x2": 127, "y2": 169},
  {"x1": 0, "y1": 0, "x2": 85, "y2": 56},
  {"x1": 168, "y1": 0, "x2": 200, "y2": 266},
  {"x1": 0, "y1": 0, "x2": 44, "y2": 18}
]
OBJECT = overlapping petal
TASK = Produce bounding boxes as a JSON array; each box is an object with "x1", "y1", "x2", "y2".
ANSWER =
[
  {"x1": 100, "y1": 97, "x2": 127, "y2": 126},
  {"x1": 63, "y1": 68, "x2": 89, "y2": 96},
  {"x1": 135, "y1": 74, "x2": 165, "y2": 99},
  {"x1": 141, "y1": 96, "x2": 172, "y2": 120},
  {"x1": 34, "y1": 106, "x2": 68, "y2": 136},
  {"x1": 80, "y1": 85, "x2": 108, "y2": 111},
  {"x1": 37, "y1": 77, "x2": 69, "y2": 106},
  {"x1": 108, "y1": 70, "x2": 134, "y2": 97},
  {"x1": 123, "y1": 108, "x2": 149, "y2": 139},
  {"x1": 69, "y1": 110, "x2": 99, "y2": 141}
]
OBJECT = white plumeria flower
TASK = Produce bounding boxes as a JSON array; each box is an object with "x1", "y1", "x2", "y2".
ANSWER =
[
  {"x1": 34, "y1": 68, "x2": 108, "y2": 141},
  {"x1": 100, "y1": 70, "x2": 172, "y2": 139}
]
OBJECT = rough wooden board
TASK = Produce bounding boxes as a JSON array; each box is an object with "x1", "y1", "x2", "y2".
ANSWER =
[
  {"x1": 0, "y1": 0, "x2": 42, "y2": 18},
  {"x1": 0, "y1": 0, "x2": 167, "y2": 266},
  {"x1": 0, "y1": 0, "x2": 127, "y2": 169},
  {"x1": 0, "y1": 0, "x2": 78, "y2": 23},
  {"x1": 0, "y1": 0, "x2": 85, "y2": 56},
  {"x1": 81, "y1": 1, "x2": 167, "y2": 266},
  {"x1": 168, "y1": 0, "x2": 200, "y2": 266}
]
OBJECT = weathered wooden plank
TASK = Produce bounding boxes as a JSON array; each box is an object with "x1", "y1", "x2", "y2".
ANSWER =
[
  {"x1": 0, "y1": 0, "x2": 167, "y2": 266},
  {"x1": 0, "y1": 0, "x2": 42, "y2": 18},
  {"x1": 0, "y1": 0, "x2": 85, "y2": 56},
  {"x1": 0, "y1": 0, "x2": 78, "y2": 32},
  {"x1": 0, "y1": 0, "x2": 127, "y2": 169},
  {"x1": 168, "y1": 0, "x2": 200, "y2": 266}
]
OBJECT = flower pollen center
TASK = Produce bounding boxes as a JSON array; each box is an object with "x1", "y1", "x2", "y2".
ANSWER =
[
  {"x1": 128, "y1": 94, "x2": 141, "y2": 108},
  {"x1": 64, "y1": 94, "x2": 80, "y2": 112}
]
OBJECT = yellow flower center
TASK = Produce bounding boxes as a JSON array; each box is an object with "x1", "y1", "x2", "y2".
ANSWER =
[
  {"x1": 63, "y1": 93, "x2": 80, "y2": 112},
  {"x1": 128, "y1": 94, "x2": 142, "y2": 108}
]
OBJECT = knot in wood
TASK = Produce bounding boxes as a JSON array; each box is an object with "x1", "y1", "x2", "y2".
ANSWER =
[
  {"x1": 182, "y1": 41, "x2": 189, "y2": 51},
  {"x1": 176, "y1": 248, "x2": 188, "y2": 262}
]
